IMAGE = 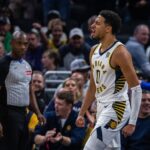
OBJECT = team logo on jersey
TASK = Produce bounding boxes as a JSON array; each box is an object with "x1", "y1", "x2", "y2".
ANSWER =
[
  {"x1": 105, "y1": 119, "x2": 117, "y2": 129},
  {"x1": 106, "y1": 52, "x2": 110, "y2": 58}
]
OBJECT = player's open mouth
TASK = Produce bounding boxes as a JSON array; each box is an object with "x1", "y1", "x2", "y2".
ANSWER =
[{"x1": 91, "y1": 29, "x2": 95, "y2": 34}]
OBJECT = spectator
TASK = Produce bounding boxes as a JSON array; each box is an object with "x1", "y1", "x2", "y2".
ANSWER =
[
  {"x1": 146, "y1": 44, "x2": 150, "y2": 62},
  {"x1": 47, "y1": 18, "x2": 67, "y2": 52},
  {"x1": 136, "y1": 70, "x2": 150, "y2": 91},
  {"x1": 0, "y1": 123, "x2": 3, "y2": 138},
  {"x1": 41, "y1": 50, "x2": 67, "y2": 101},
  {"x1": 26, "y1": 108, "x2": 39, "y2": 150},
  {"x1": 59, "y1": 28, "x2": 91, "y2": 70},
  {"x1": 0, "y1": 31, "x2": 45, "y2": 150},
  {"x1": 63, "y1": 77, "x2": 83, "y2": 112},
  {"x1": 47, "y1": 10, "x2": 61, "y2": 22},
  {"x1": 41, "y1": 50, "x2": 62, "y2": 73},
  {"x1": 34, "y1": 89, "x2": 86, "y2": 150},
  {"x1": 71, "y1": 72, "x2": 85, "y2": 97},
  {"x1": 42, "y1": 0, "x2": 70, "y2": 24},
  {"x1": 45, "y1": 58, "x2": 91, "y2": 105},
  {"x1": 31, "y1": 71, "x2": 47, "y2": 113},
  {"x1": 0, "y1": 41, "x2": 5, "y2": 58},
  {"x1": 25, "y1": 29, "x2": 46, "y2": 71},
  {"x1": 70, "y1": 58, "x2": 90, "y2": 97},
  {"x1": 8, "y1": 0, "x2": 39, "y2": 21},
  {"x1": 0, "y1": 122, "x2": 5, "y2": 150},
  {"x1": 127, "y1": 0, "x2": 150, "y2": 21},
  {"x1": 121, "y1": 90, "x2": 150, "y2": 150},
  {"x1": 0, "y1": 16, "x2": 12, "y2": 53},
  {"x1": 70, "y1": 0, "x2": 89, "y2": 27},
  {"x1": 126, "y1": 24, "x2": 150, "y2": 79},
  {"x1": 45, "y1": 77, "x2": 83, "y2": 114},
  {"x1": 85, "y1": 15, "x2": 98, "y2": 46},
  {"x1": 32, "y1": 19, "x2": 67, "y2": 53},
  {"x1": 141, "y1": 80, "x2": 150, "y2": 91}
]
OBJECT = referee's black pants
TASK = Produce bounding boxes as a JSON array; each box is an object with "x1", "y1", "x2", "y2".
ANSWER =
[{"x1": 3, "y1": 106, "x2": 29, "y2": 150}]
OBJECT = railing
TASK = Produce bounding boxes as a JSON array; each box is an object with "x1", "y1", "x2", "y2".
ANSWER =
[{"x1": 44, "y1": 70, "x2": 71, "y2": 97}]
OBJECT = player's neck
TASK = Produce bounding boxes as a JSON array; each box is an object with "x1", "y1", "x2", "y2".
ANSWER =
[{"x1": 100, "y1": 36, "x2": 117, "y2": 53}]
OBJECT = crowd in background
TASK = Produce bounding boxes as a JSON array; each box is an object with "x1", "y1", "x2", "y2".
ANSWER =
[{"x1": 0, "y1": 0, "x2": 150, "y2": 150}]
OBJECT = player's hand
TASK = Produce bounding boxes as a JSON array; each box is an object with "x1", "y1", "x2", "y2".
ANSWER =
[
  {"x1": 122, "y1": 124, "x2": 136, "y2": 138},
  {"x1": 76, "y1": 115, "x2": 85, "y2": 127},
  {"x1": 86, "y1": 111, "x2": 95, "y2": 126}
]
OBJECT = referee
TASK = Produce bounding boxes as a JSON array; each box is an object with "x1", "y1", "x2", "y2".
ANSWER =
[{"x1": 0, "y1": 31, "x2": 45, "y2": 150}]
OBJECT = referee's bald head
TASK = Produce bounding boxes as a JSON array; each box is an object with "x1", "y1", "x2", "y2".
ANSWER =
[
  {"x1": 11, "y1": 31, "x2": 28, "y2": 59},
  {"x1": 12, "y1": 31, "x2": 27, "y2": 40}
]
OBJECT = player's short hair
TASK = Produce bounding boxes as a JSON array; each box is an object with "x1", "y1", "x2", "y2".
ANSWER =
[{"x1": 99, "y1": 10, "x2": 121, "y2": 35}]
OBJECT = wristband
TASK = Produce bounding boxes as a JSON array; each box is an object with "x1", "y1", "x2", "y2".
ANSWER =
[{"x1": 129, "y1": 85, "x2": 142, "y2": 125}]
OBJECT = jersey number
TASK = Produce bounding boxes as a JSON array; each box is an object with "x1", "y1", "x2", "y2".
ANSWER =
[{"x1": 96, "y1": 70, "x2": 100, "y2": 84}]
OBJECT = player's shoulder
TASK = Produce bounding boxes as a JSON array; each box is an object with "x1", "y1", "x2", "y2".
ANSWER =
[
  {"x1": 113, "y1": 43, "x2": 132, "y2": 63},
  {"x1": 90, "y1": 44, "x2": 99, "y2": 57},
  {"x1": 91, "y1": 44, "x2": 99, "y2": 51},
  {"x1": 115, "y1": 42, "x2": 131, "y2": 56}
]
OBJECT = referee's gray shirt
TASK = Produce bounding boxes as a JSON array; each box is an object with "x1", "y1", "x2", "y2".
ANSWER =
[{"x1": 0, "y1": 55, "x2": 32, "y2": 107}]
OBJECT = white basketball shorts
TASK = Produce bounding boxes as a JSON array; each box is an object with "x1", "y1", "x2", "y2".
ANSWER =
[{"x1": 84, "y1": 100, "x2": 131, "y2": 150}]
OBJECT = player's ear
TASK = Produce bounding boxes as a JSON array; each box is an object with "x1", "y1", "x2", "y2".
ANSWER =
[{"x1": 105, "y1": 25, "x2": 112, "y2": 33}]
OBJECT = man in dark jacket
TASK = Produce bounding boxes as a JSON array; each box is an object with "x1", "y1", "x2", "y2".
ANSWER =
[{"x1": 34, "y1": 89, "x2": 87, "y2": 150}]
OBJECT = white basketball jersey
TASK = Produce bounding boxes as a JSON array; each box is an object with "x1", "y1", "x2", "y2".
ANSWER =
[{"x1": 91, "y1": 41, "x2": 128, "y2": 103}]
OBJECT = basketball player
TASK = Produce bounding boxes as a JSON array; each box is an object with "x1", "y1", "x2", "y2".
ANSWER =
[{"x1": 76, "y1": 10, "x2": 142, "y2": 150}]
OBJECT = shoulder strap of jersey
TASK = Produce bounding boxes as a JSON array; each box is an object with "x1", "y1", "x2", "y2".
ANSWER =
[
  {"x1": 90, "y1": 44, "x2": 99, "y2": 57},
  {"x1": 113, "y1": 41, "x2": 124, "y2": 50}
]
